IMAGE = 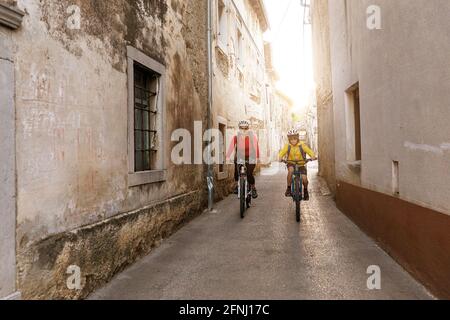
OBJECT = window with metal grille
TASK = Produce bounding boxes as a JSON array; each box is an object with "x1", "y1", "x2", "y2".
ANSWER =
[{"x1": 134, "y1": 63, "x2": 160, "y2": 172}]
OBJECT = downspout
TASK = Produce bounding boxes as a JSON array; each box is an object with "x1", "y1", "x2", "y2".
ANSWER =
[{"x1": 207, "y1": 0, "x2": 214, "y2": 211}]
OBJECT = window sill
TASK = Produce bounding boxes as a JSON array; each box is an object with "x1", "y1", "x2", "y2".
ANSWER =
[
  {"x1": 128, "y1": 170, "x2": 167, "y2": 187},
  {"x1": 347, "y1": 160, "x2": 362, "y2": 170}
]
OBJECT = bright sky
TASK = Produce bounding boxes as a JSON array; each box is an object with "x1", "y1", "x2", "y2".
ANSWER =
[{"x1": 263, "y1": 0, "x2": 314, "y2": 113}]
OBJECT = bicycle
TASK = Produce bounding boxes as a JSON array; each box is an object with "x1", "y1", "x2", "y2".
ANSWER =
[
  {"x1": 237, "y1": 159, "x2": 252, "y2": 219},
  {"x1": 282, "y1": 159, "x2": 314, "y2": 222}
]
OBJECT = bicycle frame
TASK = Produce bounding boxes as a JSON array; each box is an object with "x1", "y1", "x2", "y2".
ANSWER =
[
  {"x1": 283, "y1": 159, "x2": 311, "y2": 222},
  {"x1": 291, "y1": 164, "x2": 303, "y2": 202},
  {"x1": 237, "y1": 162, "x2": 248, "y2": 200},
  {"x1": 237, "y1": 160, "x2": 252, "y2": 218}
]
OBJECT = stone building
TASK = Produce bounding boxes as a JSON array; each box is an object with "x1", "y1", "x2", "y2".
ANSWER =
[
  {"x1": 1, "y1": 0, "x2": 208, "y2": 299},
  {"x1": 263, "y1": 42, "x2": 281, "y2": 162},
  {"x1": 304, "y1": 101, "x2": 318, "y2": 153},
  {"x1": 311, "y1": 0, "x2": 335, "y2": 192},
  {"x1": 211, "y1": 0, "x2": 271, "y2": 196},
  {"x1": 311, "y1": 0, "x2": 450, "y2": 298}
]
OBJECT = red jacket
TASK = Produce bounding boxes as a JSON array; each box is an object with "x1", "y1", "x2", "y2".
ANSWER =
[{"x1": 226, "y1": 132, "x2": 260, "y2": 161}]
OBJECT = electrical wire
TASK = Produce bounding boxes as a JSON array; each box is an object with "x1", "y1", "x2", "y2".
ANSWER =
[{"x1": 273, "y1": 0, "x2": 294, "y2": 42}]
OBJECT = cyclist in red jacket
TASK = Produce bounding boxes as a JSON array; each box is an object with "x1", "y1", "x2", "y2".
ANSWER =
[{"x1": 226, "y1": 120, "x2": 260, "y2": 199}]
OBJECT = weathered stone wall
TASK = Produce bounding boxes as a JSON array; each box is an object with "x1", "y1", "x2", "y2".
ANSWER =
[
  {"x1": 311, "y1": 0, "x2": 336, "y2": 194},
  {"x1": 12, "y1": 0, "x2": 208, "y2": 299},
  {"x1": 212, "y1": 0, "x2": 269, "y2": 197},
  {"x1": 18, "y1": 190, "x2": 205, "y2": 300}
]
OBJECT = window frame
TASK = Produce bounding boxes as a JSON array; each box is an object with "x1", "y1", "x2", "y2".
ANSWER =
[
  {"x1": 0, "y1": 31, "x2": 18, "y2": 299},
  {"x1": 127, "y1": 46, "x2": 167, "y2": 187},
  {"x1": 133, "y1": 63, "x2": 159, "y2": 173},
  {"x1": 217, "y1": 116, "x2": 229, "y2": 180},
  {"x1": 236, "y1": 26, "x2": 244, "y2": 68},
  {"x1": 345, "y1": 82, "x2": 362, "y2": 166},
  {"x1": 216, "y1": 0, "x2": 229, "y2": 54}
]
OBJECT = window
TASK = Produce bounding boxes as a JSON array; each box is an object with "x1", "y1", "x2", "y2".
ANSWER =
[
  {"x1": 134, "y1": 63, "x2": 159, "y2": 172},
  {"x1": 219, "y1": 123, "x2": 227, "y2": 174},
  {"x1": 217, "y1": 0, "x2": 228, "y2": 50},
  {"x1": 392, "y1": 161, "x2": 400, "y2": 196},
  {"x1": 345, "y1": 82, "x2": 362, "y2": 163},
  {"x1": 256, "y1": 58, "x2": 264, "y2": 85},
  {"x1": 217, "y1": 117, "x2": 228, "y2": 180},
  {"x1": 127, "y1": 46, "x2": 167, "y2": 187},
  {"x1": 236, "y1": 27, "x2": 244, "y2": 67}
]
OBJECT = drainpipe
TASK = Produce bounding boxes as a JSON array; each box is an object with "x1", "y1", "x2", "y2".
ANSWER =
[{"x1": 207, "y1": 0, "x2": 214, "y2": 211}]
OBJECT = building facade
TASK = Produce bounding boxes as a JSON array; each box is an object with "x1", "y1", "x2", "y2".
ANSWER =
[
  {"x1": 211, "y1": 0, "x2": 271, "y2": 196},
  {"x1": 304, "y1": 101, "x2": 318, "y2": 153},
  {"x1": 311, "y1": 0, "x2": 450, "y2": 298},
  {"x1": 1, "y1": 0, "x2": 208, "y2": 299},
  {"x1": 275, "y1": 90, "x2": 294, "y2": 150},
  {"x1": 311, "y1": 0, "x2": 335, "y2": 192}
]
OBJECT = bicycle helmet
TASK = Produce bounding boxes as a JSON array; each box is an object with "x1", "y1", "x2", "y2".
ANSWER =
[
  {"x1": 287, "y1": 129, "x2": 299, "y2": 137},
  {"x1": 238, "y1": 120, "x2": 250, "y2": 129}
]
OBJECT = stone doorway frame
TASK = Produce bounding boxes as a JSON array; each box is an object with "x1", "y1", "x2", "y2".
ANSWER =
[{"x1": 0, "y1": 3, "x2": 24, "y2": 300}]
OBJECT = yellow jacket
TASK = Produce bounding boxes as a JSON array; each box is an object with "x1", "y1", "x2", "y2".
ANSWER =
[{"x1": 279, "y1": 142, "x2": 316, "y2": 166}]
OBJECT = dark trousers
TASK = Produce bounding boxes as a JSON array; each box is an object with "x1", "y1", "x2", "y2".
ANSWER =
[{"x1": 234, "y1": 161, "x2": 256, "y2": 185}]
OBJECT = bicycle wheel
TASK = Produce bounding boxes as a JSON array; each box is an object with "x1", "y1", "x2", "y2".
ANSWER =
[
  {"x1": 295, "y1": 179, "x2": 301, "y2": 222},
  {"x1": 240, "y1": 178, "x2": 246, "y2": 219}
]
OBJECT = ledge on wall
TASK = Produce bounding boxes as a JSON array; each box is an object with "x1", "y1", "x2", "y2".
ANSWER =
[
  {"x1": 0, "y1": 3, "x2": 25, "y2": 29},
  {"x1": 347, "y1": 160, "x2": 362, "y2": 174}
]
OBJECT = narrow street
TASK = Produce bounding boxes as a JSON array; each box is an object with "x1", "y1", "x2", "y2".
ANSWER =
[
  {"x1": 90, "y1": 164, "x2": 432, "y2": 300},
  {"x1": 2, "y1": 0, "x2": 450, "y2": 303}
]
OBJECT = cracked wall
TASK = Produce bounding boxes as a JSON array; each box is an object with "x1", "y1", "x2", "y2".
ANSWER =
[{"x1": 12, "y1": 0, "x2": 208, "y2": 299}]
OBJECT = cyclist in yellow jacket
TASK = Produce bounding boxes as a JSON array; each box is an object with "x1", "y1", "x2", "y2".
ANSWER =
[{"x1": 279, "y1": 129, "x2": 317, "y2": 200}]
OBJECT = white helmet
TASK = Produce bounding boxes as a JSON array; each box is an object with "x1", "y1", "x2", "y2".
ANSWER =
[
  {"x1": 238, "y1": 120, "x2": 250, "y2": 129},
  {"x1": 287, "y1": 129, "x2": 299, "y2": 137}
]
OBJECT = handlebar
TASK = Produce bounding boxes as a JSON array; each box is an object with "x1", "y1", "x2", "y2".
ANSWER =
[{"x1": 281, "y1": 159, "x2": 316, "y2": 164}]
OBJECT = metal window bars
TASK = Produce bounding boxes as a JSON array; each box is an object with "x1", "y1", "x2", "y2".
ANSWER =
[{"x1": 134, "y1": 64, "x2": 160, "y2": 172}]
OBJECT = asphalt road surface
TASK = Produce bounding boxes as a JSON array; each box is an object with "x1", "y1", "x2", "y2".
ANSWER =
[{"x1": 90, "y1": 163, "x2": 433, "y2": 300}]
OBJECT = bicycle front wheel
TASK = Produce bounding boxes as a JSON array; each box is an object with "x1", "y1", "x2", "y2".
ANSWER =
[
  {"x1": 240, "y1": 178, "x2": 246, "y2": 219},
  {"x1": 295, "y1": 179, "x2": 301, "y2": 222}
]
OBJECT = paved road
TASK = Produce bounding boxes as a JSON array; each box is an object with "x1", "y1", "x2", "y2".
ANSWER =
[{"x1": 90, "y1": 163, "x2": 433, "y2": 300}]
